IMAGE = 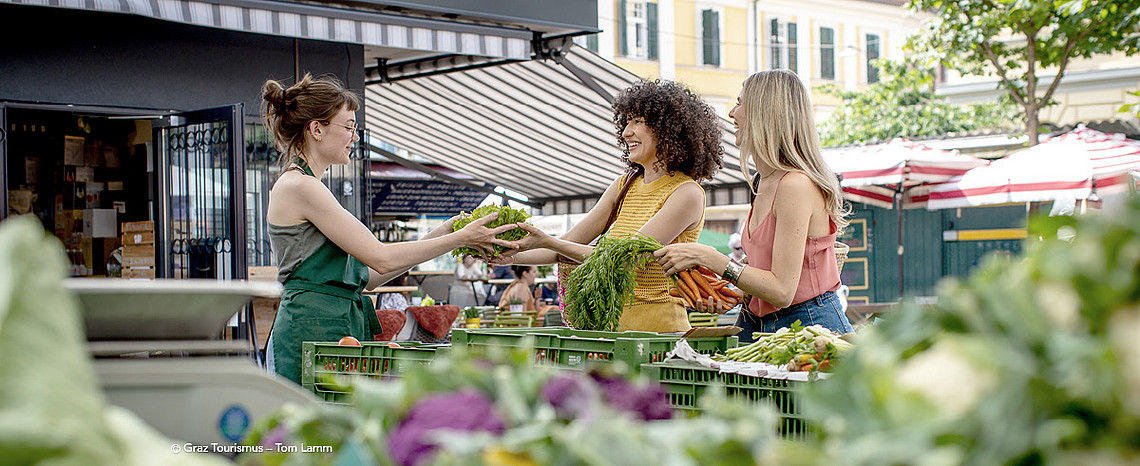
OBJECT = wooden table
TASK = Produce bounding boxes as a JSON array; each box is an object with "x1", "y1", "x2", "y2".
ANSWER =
[
  {"x1": 365, "y1": 285, "x2": 418, "y2": 294},
  {"x1": 489, "y1": 276, "x2": 555, "y2": 285},
  {"x1": 408, "y1": 270, "x2": 453, "y2": 287}
]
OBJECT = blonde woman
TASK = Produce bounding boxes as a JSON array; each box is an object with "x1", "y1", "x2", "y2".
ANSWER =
[{"x1": 654, "y1": 70, "x2": 853, "y2": 341}]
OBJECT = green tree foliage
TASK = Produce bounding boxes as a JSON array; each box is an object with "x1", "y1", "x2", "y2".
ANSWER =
[
  {"x1": 906, "y1": 0, "x2": 1140, "y2": 145},
  {"x1": 817, "y1": 59, "x2": 1019, "y2": 147}
]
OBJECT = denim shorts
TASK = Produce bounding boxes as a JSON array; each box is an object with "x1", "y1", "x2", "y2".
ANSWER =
[{"x1": 734, "y1": 290, "x2": 853, "y2": 343}]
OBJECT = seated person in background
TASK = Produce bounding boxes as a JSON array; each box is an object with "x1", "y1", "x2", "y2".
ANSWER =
[
  {"x1": 534, "y1": 280, "x2": 558, "y2": 305},
  {"x1": 454, "y1": 254, "x2": 489, "y2": 304},
  {"x1": 484, "y1": 264, "x2": 514, "y2": 305},
  {"x1": 496, "y1": 265, "x2": 537, "y2": 311},
  {"x1": 378, "y1": 272, "x2": 410, "y2": 312}
]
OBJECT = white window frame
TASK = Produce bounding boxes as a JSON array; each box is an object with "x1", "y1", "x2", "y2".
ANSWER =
[
  {"x1": 696, "y1": 5, "x2": 725, "y2": 68},
  {"x1": 864, "y1": 30, "x2": 884, "y2": 84},
  {"x1": 766, "y1": 17, "x2": 798, "y2": 73},
  {"x1": 625, "y1": 0, "x2": 651, "y2": 59}
]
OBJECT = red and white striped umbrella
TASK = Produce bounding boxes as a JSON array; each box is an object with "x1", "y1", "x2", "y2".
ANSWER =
[
  {"x1": 927, "y1": 127, "x2": 1140, "y2": 210},
  {"x1": 823, "y1": 138, "x2": 988, "y2": 209}
]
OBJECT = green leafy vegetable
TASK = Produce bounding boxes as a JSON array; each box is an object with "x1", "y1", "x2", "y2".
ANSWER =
[
  {"x1": 450, "y1": 205, "x2": 531, "y2": 258},
  {"x1": 564, "y1": 234, "x2": 663, "y2": 331}
]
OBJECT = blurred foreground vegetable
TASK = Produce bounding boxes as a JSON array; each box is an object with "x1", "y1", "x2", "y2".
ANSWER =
[
  {"x1": 238, "y1": 342, "x2": 782, "y2": 466},
  {"x1": 797, "y1": 196, "x2": 1140, "y2": 464},
  {"x1": 0, "y1": 216, "x2": 229, "y2": 465}
]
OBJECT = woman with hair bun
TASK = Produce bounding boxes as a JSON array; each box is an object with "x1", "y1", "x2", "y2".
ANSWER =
[
  {"x1": 261, "y1": 73, "x2": 520, "y2": 383},
  {"x1": 654, "y1": 70, "x2": 854, "y2": 341},
  {"x1": 498, "y1": 79, "x2": 725, "y2": 333}
]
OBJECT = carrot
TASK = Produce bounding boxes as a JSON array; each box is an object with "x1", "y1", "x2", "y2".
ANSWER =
[
  {"x1": 719, "y1": 287, "x2": 741, "y2": 300},
  {"x1": 673, "y1": 275, "x2": 699, "y2": 306},
  {"x1": 688, "y1": 268, "x2": 717, "y2": 299},
  {"x1": 668, "y1": 288, "x2": 681, "y2": 298},
  {"x1": 679, "y1": 269, "x2": 706, "y2": 299},
  {"x1": 696, "y1": 265, "x2": 718, "y2": 277}
]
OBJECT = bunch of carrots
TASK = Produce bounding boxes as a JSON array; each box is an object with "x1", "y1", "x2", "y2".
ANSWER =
[{"x1": 668, "y1": 266, "x2": 743, "y2": 313}]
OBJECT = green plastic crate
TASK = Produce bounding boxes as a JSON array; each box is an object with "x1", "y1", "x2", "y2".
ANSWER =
[
  {"x1": 451, "y1": 327, "x2": 737, "y2": 371},
  {"x1": 641, "y1": 360, "x2": 811, "y2": 440},
  {"x1": 301, "y1": 341, "x2": 444, "y2": 402}
]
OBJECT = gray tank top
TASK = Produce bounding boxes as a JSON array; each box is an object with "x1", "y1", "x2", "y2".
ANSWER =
[{"x1": 267, "y1": 221, "x2": 326, "y2": 282}]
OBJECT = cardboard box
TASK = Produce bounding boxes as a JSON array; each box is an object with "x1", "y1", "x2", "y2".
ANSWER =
[
  {"x1": 121, "y1": 254, "x2": 155, "y2": 268},
  {"x1": 122, "y1": 231, "x2": 155, "y2": 245},
  {"x1": 82, "y1": 209, "x2": 117, "y2": 238},
  {"x1": 123, "y1": 267, "x2": 155, "y2": 279},
  {"x1": 122, "y1": 220, "x2": 154, "y2": 233},
  {"x1": 122, "y1": 244, "x2": 154, "y2": 257}
]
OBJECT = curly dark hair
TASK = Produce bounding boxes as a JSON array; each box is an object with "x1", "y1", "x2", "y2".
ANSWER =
[{"x1": 612, "y1": 80, "x2": 724, "y2": 181}]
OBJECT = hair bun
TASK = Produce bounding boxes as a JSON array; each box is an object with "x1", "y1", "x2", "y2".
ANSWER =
[{"x1": 262, "y1": 80, "x2": 287, "y2": 112}]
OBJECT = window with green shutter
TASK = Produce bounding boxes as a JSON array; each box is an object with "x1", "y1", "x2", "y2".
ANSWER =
[
  {"x1": 647, "y1": 2, "x2": 657, "y2": 60},
  {"x1": 820, "y1": 27, "x2": 835, "y2": 80},
  {"x1": 866, "y1": 33, "x2": 880, "y2": 83},
  {"x1": 701, "y1": 8, "x2": 720, "y2": 66},
  {"x1": 787, "y1": 22, "x2": 798, "y2": 74}
]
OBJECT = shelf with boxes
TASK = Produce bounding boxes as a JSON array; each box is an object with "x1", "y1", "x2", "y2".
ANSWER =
[{"x1": 120, "y1": 221, "x2": 155, "y2": 279}]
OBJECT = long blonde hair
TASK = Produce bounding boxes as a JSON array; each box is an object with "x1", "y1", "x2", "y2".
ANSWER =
[{"x1": 737, "y1": 70, "x2": 848, "y2": 231}]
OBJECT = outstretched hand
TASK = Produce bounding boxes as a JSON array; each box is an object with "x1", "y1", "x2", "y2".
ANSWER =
[{"x1": 456, "y1": 212, "x2": 521, "y2": 257}]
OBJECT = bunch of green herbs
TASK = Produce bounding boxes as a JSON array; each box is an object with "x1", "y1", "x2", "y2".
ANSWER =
[
  {"x1": 564, "y1": 234, "x2": 663, "y2": 331},
  {"x1": 449, "y1": 204, "x2": 531, "y2": 258}
]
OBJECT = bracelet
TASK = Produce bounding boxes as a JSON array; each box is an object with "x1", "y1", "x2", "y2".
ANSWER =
[{"x1": 721, "y1": 258, "x2": 745, "y2": 284}]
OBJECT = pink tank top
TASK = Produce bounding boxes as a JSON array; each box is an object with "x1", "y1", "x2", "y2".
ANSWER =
[{"x1": 741, "y1": 173, "x2": 840, "y2": 317}]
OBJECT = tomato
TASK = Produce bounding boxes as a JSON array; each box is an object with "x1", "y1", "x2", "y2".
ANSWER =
[{"x1": 338, "y1": 336, "x2": 361, "y2": 346}]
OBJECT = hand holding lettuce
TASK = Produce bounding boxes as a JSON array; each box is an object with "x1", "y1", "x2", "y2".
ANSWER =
[{"x1": 449, "y1": 205, "x2": 531, "y2": 259}]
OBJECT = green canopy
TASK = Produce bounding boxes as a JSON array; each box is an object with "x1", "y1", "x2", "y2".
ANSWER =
[{"x1": 697, "y1": 229, "x2": 732, "y2": 255}]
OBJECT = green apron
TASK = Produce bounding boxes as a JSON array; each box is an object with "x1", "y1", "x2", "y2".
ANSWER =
[{"x1": 270, "y1": 159, "x2": 382, "y2": 384}]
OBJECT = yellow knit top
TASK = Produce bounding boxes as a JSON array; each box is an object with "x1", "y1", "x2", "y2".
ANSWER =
[{"x1": 608, "y1": 172, "x2": 703, "y2": 332}]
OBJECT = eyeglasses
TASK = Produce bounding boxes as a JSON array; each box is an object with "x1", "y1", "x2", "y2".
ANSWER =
[
  {"x1": 322, "y1": 120, "x2": 358, "y2": 132},
  {"x1": 732, "y1": 246, "x2": 743, "y2": 251}
]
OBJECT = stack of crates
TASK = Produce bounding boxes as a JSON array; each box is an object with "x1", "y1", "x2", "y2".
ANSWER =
[
  {"x1": 641, "y1": 359, "x2": 812, "y2": 440},
  {"x1": 450, "y1": 327, "x2": 737, "y2": 372},
  {"x1": 120, "y1": 221, "x2": 154, "y2": 279},
  {"x1": 301, "y1": 341, "x2": 444, "y2": 402}
]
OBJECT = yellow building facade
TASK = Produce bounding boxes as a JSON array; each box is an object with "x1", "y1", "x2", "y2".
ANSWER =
[{"x1": 583, "y1": 0, "x2": 921, "y2": 121}]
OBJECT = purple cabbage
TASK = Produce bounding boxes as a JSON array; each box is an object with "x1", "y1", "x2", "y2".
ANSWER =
[
  {"x1": 387, "y1": 390, "x2": 505, "y2": 466},
  {"x1": 540, "y1": 374, "x2": 598, "y2": 420},
  {"x1": 591, "y1": 373, "x2": 673, "y2": 421}
]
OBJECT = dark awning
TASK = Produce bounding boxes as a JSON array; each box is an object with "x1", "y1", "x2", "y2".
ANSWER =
[
  {"x1": 0, "y1": 0, "x2": 536, "y2": 61},
  {"x1": 364, "y1": 44, "x2": 751, "y2": 215}
]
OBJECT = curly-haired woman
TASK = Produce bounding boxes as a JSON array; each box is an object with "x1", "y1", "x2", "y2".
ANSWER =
[
  {"x1": 261, "y1": 74, "x2": 520, "y2": 383},
  {"x1": 654, "y1": 70, "x2": 854, "y2": 341},
  {"x1": 501, "y1": 79, "x2": 724, "y2": 333}
]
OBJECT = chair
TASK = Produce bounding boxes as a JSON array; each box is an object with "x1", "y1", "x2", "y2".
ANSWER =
[
  {"x1": 477, "y1": 306, "x2": 499, "y2": 327},
  {"x1": 688, "y1": 312, "x2": 719, "y2": 328},
  {"x1": 417, "y1": 274, "x2": 452, "y2": 304},
  {"x1": 543, "y1": 309, "x2": 564, "y2": 327},
  {"x1": 493, "y1": 315, "x2": 533, "y2": 327}
]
